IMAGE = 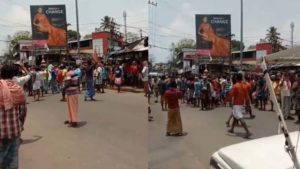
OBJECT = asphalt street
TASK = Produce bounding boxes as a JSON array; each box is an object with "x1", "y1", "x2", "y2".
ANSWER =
[
  {"x1": 20, "y1": 90, "x2": 147, "y2": 169},
  {"x1": 148, "y1": 98, "x2": 300, "y2": 169}
]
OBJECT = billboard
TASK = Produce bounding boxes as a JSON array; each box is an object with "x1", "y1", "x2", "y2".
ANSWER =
[
  {"x1": 195, "y1": 15, "x2": 231, "y2": 57},
  {"x1": 93, "y1": 39, "x2": 104, "y2": 57},
  {"x1": 30, "y1": 5, "x2": 67, "y2": 47}
]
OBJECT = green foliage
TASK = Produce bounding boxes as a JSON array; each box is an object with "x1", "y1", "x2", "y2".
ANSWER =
[
  {"x1": 248, "y1": 44, "x2": 256, "y2": 50},
  {"x1": 169, "y1": 38, "x2": 195, "y2": 68},
  {"x1": 126, "y1": 32, "x2": 140, "y2": 43},
  {"x1": 231, "y1": 39, "x2": 245, "y2": 51},
  {"x1": 4, "y1": 31, "x2": 32, "y2": 60},
  {"x1": 99, "y1": 16, "x2": 119, "y2": 32},
  {"x1": 67, "y1": 30, "x2": 81, "y2": 41},
  {"x1": 9, "y1": 31, "x2": 31, "y2": 49},
  {"x1": 265, "y1": 26, "x2": 286, "y2": 52},
  {"x1": 83, "y1": 34, "x2": 92, "y2": 40}
]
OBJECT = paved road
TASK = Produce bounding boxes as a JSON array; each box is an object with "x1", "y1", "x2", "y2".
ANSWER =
[
  {"x1": 20, "y1": 90, "x2": 147, "y2": 169},
  {"x1": 149, "y1": 98, "x2": 300, "y2": 169}
]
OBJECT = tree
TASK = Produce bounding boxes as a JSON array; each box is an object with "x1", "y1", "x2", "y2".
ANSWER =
[
  {"x1": 149, "y1": 56, "x2": 155, "y2": 71},
  {"x1": 99, "y1": 16, "x2": 113, "y2": 31},
  {"x1": 265, "y1": 26, "x2": 286, "y2": 52},
  {"x1": 231, "y1": 39, "x2": 245, "y2": 51},
  {"x1": 248, "y1": 44, "x2": 256, "y2": 50},
  {"x1": 67, "y1": 30, "x2": 81, "y2": 41},
  {"x1": 97, "y1": 16, "x2": 122, "y2": 52},
  {"x1": 170, "y1": 38, "x2": 196, "y2": 68},
  {"x1": 83, "y1": 34, "x2": 92, "y2": 40},
  {"x1": 9, "y1": 31, "x2": 31, "y2": 48},
  {"x1": 99, "y1": 16, "x2": 120, "y2": 33},
  {"x1": 5, "y1": 31, "x2": 31, "y2": 60},
  {"x1": 126, "y1": 32, "x2": 140, "y2": 43}
]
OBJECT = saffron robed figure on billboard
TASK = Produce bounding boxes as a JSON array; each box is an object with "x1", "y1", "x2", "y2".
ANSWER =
[
  {"x1": 195, "y1": 15, "x2": 231, "y2": 58},
  {"x1": 30, "y1": 5, "x2": 67, "y2": 47}
]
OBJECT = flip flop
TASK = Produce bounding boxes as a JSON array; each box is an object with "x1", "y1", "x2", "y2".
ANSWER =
[
  {"x1": 227, "y1": 129, "x2": 234, "y2": 134},
  {"x1": 172, "y1": 132, "x2": 188, "y2": 137},
  {"x1": 244, "y1": 133, "x2": 253, "y2": 139},
  {"x1": 226, "y1": 121, "x2": 230, "y2": 127}
]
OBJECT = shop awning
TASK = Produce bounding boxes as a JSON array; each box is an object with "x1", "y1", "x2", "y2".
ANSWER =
[
  {"x1": 69, "y1": 49, "x2": 93, "y2": 54},
  {"x1": 262, "y1": 46, "x2": 300, "y2": 64}
]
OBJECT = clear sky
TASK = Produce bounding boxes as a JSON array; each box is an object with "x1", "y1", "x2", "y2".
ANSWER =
[
  {"x1": 0, "y1": 0, "x2": 148, "y2": 55},
  {"x1": 149, "y1": 0, "x2": 300, "y2": 63}
]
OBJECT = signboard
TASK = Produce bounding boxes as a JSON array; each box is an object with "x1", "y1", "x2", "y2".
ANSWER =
[
  {"x1": 30, "y1": 5, "x2": 67, "y2": 47},
  {"x1": 256, "y1": 43, "x2": 272, "y2": 64},
  {"x1": 93, "y1": 39, "x2": 104, "y2": 57},
  {"x1": 195, "y1": 14, "x2": 231, "y2": 57}
]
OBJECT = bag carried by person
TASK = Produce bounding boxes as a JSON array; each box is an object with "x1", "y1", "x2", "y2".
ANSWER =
[{"x1": 115, "y1": 77, "x2": 122, "y2": 85}]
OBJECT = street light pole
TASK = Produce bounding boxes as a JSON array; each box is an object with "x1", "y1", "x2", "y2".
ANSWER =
[
  {"x1": 75, "y1": 0, "x2": 80, "y2": 55},
  {"x1": 291, "y1": 22, "x2": 295, "y2": 48},
  {"x1": 123, "y1": 11, "x2": 127, "y2": 43},
  {"x1": 240, "y1": 0, "x2": 243, "y2": 69}
]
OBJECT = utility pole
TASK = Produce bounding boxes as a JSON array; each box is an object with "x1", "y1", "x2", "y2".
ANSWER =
[
  {"x1": 123, "y1": 11, "x2": 127, "y2": 43},
  {"x1": 229, "y1": 34, "x2": 235, "y2": 71},
  {"x1": 240, "y1": 0, "x2": 243, "y2": 69},
  {"x1": 148, "y1": 0, "x2": 157, "y2": 47},
  {"x1": 291, "y1": 22, "x2": 295, "y2": 48},
  {"x1": 75, "y1": 0, "x2": 80, "y2": 54},
  {"x1": 140, "y1": 29, "x2": 143, "y2": 39}
]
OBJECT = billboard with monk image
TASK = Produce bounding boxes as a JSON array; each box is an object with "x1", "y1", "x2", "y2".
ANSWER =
[
  {"x1": 30, "y1": 5, "x2": 67, "y2": 47},
  {"x1": 195, "y1": 15, "x2": 231, "y2": 57}
]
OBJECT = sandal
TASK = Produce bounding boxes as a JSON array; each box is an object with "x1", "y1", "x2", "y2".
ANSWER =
[
  {"x1": 227, "y1": 129, "x2": 234, "y2": 133},
  {"x1": 148, "y1": 116, "x2": 154, "y2": 122},
  {"x1": 226, "y1": 121, "x2": 230, "y2": 127},
  {"x1": 244, "y1": 132, "x2": 252, "y2": 139},
  {"x1": 173, "y1": 132, "x2": 188, "y2": 137}
]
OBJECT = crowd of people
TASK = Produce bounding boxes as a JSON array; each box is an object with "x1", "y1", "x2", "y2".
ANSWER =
[
  {"x1": 148, "y1": 68, "x2": 300, "y2": 139},
  {"x1": 0, "y1": 58, "x2": 149, "y2": 169}
]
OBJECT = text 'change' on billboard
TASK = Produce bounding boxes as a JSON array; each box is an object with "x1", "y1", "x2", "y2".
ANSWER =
[
  {"x1": 30, "y1": 5, "x2": 67, "y2": 47},
  {"x1": 195, "y1": 15, "x2": 231, "y2": 57}
]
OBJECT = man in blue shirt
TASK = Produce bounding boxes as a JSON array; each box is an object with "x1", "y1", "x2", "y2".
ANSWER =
[{"x1": 194, "y1": 76, "x2": 202, "y2": 107}]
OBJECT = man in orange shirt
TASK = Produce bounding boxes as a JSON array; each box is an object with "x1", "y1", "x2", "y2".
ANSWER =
[
  {"x1": 244, "y1": 75, "x2": 255, "y2": 118},
  {"x1": 164, "y1": 77, "x2": 187, "y2": 137},
  {"x1": 227, "y1": 73, "x2": 252, "y2": 138}
]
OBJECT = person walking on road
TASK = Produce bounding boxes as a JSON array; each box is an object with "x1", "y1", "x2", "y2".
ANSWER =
[
  {"x1": 114, "y1": 62, "x2": 123, "y2": 93},
  {"x1": 227, "y1": 73, "x2": 252, "y2": 139},
  {"x1": 158, "y1": 76, "x2": 168, "y2": 111},
  {"x1": 292, "y1": 74, "x2": 300, "y2": 124},
  {"x1": 31, "y1": 66, "x2": 45, "y2": 101},
  {"x1": 84, "y1": 60, "x2": 96, "y2": 101},
  {"x1": 94, "y1": 63, "x2": 102, "y2": 93},
  {"x1": 64, "y1": 68, "x2": 79, "y2": 127},
  {"x1": 165, "y1": 77, "x2": 187, "y2": 137},
  {"x1": 141, "y1": 61, "x2": 149, "y2": 97},
  {"x1": 0, "y1": 65, "x2": 27, "y2": 169},
  {"x1": 280, "y1": 73, "x2": 294, "y2": 120},
  {"x1": 244, "y1": 76, "x2": 255, "y2": 118},
  {"x1": 193, "y1": 76, "x2": 201, "y2": 107}
]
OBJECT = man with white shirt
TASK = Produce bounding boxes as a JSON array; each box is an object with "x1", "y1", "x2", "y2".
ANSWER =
[
  {"x1": 12, "y1": 63, "x2": 31, "y2": 88},
  {"x1": 280, "y1": 73, "x2": 294, "y2": 120},
  {"x1": 141, "y1": 61, "x2": 149, "y2": 97},
  {"x1": 31, "y1": 66, "x2": 46, "y2": 101}
]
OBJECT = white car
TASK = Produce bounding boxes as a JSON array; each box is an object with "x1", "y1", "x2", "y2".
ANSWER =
[{"x1": 210, "y1": 131, "x2": 300, "y2": 169}]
